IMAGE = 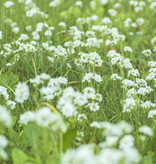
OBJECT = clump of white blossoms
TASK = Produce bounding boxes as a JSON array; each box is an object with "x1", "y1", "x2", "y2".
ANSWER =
[
  {"x1": 20, "y1": 107, "x2": 66, "y2": 132},
  {"x1": 140, "y1": 101, "x2": 155, "y2": 109},
  {"x1": 148, "y1": 109, "x2": 156, "y2": 118},
  {"x1": 49, "y1": 0, "x2": 61, "y2": 7},
  {"x1": 62, "y1": 144, "x2": 96, "y2": 164},
  {"x1": 0, "y1": 86, "x2": 9, "y2": 100},
  {"x1": 107, "y1": 50, "x2": 133, "y2": 69},
  {"x1": 30, "y1": 73, "x2": 51, "y2": 85},
  {"x1": 39, "y1": 76, "x2": 68, "y2": 100},
  {"x1": 57, "y1": 87, "x2": 86, "y2": 117},
  {"x1": 0, "y1": 105, "x2": 12, "y2": 127},
  {"x1": 78, "y1": 121, "x2": 140, "y2": 164},
  {"x1": 75, "y1": 52, "x2": 103, "y2": 68},
  {"x1": 75, "y1": 1, "x2": 83, "y2": 8},
  {"x1": 0, "y1": 135, "x2": 8, "y2": 149},
  {"x1": 57, "y1": 86, "x2": 102, "y2": 117},
  {"x1": 142, "y1": 49, "x2": 152, "y2": 57},
  {"x1": 4, "y1": 1, "x2": 14, "y2": 8},
  {"x1": 83, "y1": 72, "x2": 102, "y2": 83},
  {"x1": 15, "y1": 82, "x2": 30, "y2": 103},
  {"x1": 123, "y1": 97, "x2": 137, "y2": 112},
  {"x1": 0, "y1": 135, "x2": 9, "y2": 160},
  {"x1": 0, "y1": 31, "x2": 2, "y2": 39},
  {"x1": 128, "y1": 69, "x2": 140, "y2": 77},
  {"x1": 111, "y1": 74, "x2": 122, "y2": 80},
  {"x1": 123, "y1": 46, "x2": 133, "y2": 53},
  {"x1": 139, "y1": 126, "x2": 153, "y2": 137}
]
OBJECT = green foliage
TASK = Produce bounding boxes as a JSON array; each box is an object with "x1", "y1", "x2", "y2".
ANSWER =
[{"x1": 63, "y1": 128, "x2": 77, "y2": 151}]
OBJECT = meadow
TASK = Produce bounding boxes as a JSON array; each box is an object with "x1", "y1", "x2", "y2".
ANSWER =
[{"x1": 0, "y1": 0, "x2": 156, "y2": 163}]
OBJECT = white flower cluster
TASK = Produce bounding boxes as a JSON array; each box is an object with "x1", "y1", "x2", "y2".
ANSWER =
[
  {"x1": 15, "y1": 82, "x2": 30, "y2": 103},
  {"x1": 0, "y1": 86, "x2": 9, "y2": 100},
  {"x1": 111, "y1": 74, "x2": 122, "y2": 80},
  {"x1": 42, "y1": 43, "x2": 68, "y2": 59},
  {"x1": 0, "y1": 135, "x2": 8, "y2": 160},
  {"x1": 40, "y1": 76, "x2": 68, "y2": 100},
  {"x1": 142, "y1": 49, "x2": 152, "y2": 57},
  {"x1": 140, "y1": 101, "x2": 155, "y2": 109},
  {"x1": 25, "y1": 0, "x2": 48, "y2": 18},
  {"x1": 0, "y1": 86, "x2": 16, "y2": 110},
  {"x1": 123, "y1": 46, "x2": 133, "y2": 53},
  {"x1": 0, "y1": 31, "x2": 2, "y2": 40},
  {"x1": 62, "y1": 121, "x2": 139, "y2": 164},
  {"x1": 129, "y1": 0, "x2": 146, "y2": 13},
  {"x1": 83, "y1": 72, "x2": 102, "y2": 83},
  {"x1": 146, "y1": 61, "x2": 156, "y2": 82},
  {"x1": 148, "y1": 109, "x2": 156, "y2": 118},
  {"x1": 139, "y1": 126, "x2": 153, "y2": 137},
  {"x1": 49, "y1": 0, "x2": 61, "y2": 7},
  {"x1": 20, "y1": 107, "x2": 66, "y2": 132},
  {"x1": 0, "y1": 105, "x2": 12, "y2": 127},
  {"x1": 57, "y1": 87, "x2": 102, "y2": 117},
  {"x1": 107, "y1": 50, "x2": 133, "y2": 69},
  {"x1": 75, "y1": 52, "x2": 103, "y2": 67},
  {"x1": 123, "y1": 97, "x2": 137, "y2": 112},
  {"x1": 123, "y1": 17, "x2": 144, "y2": 29},
  {"x1": 4, "y1": 1, "x2": 14, "y2": 8},
  {"x1": 30, "y1": 73, "x2": 51, "y2": 85},
  {"x1": 122, "y1": 78, "x2": 153, "y2": 96}
]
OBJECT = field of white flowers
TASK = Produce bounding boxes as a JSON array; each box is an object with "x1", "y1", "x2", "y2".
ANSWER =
[{"x1": 0, "y1": 0, "x2": 156, "y2": 163}]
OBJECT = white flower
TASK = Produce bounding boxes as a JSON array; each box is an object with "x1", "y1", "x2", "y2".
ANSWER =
[
  {"x1": 94, "y1": 74, "x2": 103, "y2": 82},
  {"x1": 111, "y1": 74, "x2": 122, "y2": 80},
  {"x1": 119, "y1": 135, "x2": 134, "y2": 149},
  {"x1": 101, "y1": 17, "x2": 112, "y2": 24},
  {"x1": 108, "y1": 9, "x2": 117, "y2": 16},
  {"x1": 75, "y1": 1, "x2": 83, "y2": 7},
  {"x1": 100, "y1": 0, "x2": 108, "y2": 5},
  {"x1": 0, "y1": 105, "x2": 12, "y2": 127},
  {"x1": 87, "y1": 102, "x2": 100, "y2": 112},
  {"x1": 142, "y1": 49, "x2": 152, "y2": 57},
  {"x1": 140, "y1": 101, "x2": 155, "y2": 109},
  {"x1": 0, "y1": 31, "x2": 2, "y2": 40},
  {"x1": 139, "y1": 126, "x2": 153, "y2": 136},
  {"x1": 61, "y1": 102, "x2": 76, "y2": 118},
  {"x1": 122, "y1": 79, "x2": 136, "y2": 88},
  {"x1": 136, "y1": 18, "x2": 144, "y2": 26},
  {"x1": 20, "y1": 111, "x2": 36, "y2": 125},
  {"x1": 36, "y1": 107, "x2": 52, "y2": 127},
  {"x1": 148, "y1": 109, "x2": 156, "y2": 118},
  {"x1": 0, "y1": 135, "x2": 8, "y2": 148},
  {"x1": 77, "y1": 114, "x2": 87, "y2": 122},
  {"x1": 123, "y1": 46, "x2": 133, "y2": 52},
  {"x1": 6, "y1": 100, "x2": 16, "y2": 110},
  {"x1": 26, "y1": 25, "x2": 32, "y2": 31},
  {"x1": 49, "y1": 0, "x2": 61, "y2": 7},
  {"x1": 126, "y1": 88, "x2": 137, "y2": 97},
  {"x1": 45, "y1": 29, "x2": 52, "y2": 36},
  {"x1": 59, "y1": 22, "x2": 66, "y2": 28},
  {"x1": 18, "y1": 34, "x2": 29, "y2": 41},
  {"x1": 12, "y1": 27, "x2": 20, "y2": 33},
  {"x1": 137, "y1": 86, "x2": 153, "y2": 96},
  {"x1": 32, "y1": 31, "x2": 40, "y2": 40},
  {"x1": 0, "y1": 86, "x2": 9, "y2": 100},
  {"x1": 123, "y1": 148, "x2": 140, "y2": 164},
  {"x1": 4, "y1": 1, "x2": 14, "y2": 8},
  {"x1": 83, "y1": 73, "x2": 102, "y2": 83},
  {"x1": 15, "y1": 82, "x2": 30, "y2": 103},
  {"x1": 128, "y1": 69, "x2": 140, "y2": 77},
  {"x1": 62, "y1": 145, "x2": 95, "y2": 164},
  {"x1": 123, "y1": 97, "x2": 136, "y2": 112}
]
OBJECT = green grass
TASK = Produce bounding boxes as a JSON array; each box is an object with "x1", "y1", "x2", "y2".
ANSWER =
[{"x1": 0, "y1": 0, "x2": 156, "y2": 163}]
